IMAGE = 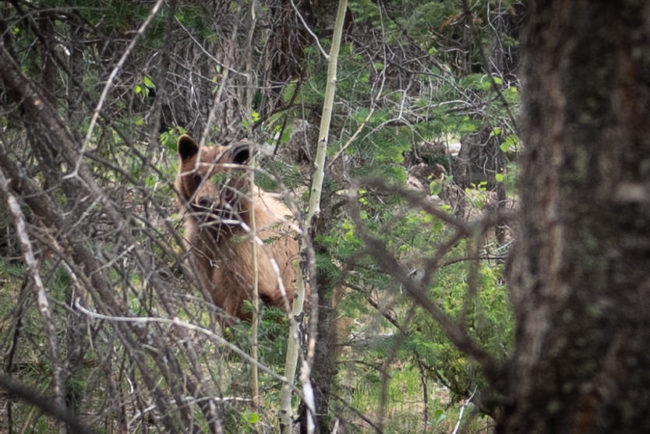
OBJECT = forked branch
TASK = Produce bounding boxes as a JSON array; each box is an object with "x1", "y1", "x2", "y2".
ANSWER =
[{"x1": 347, "y1": 184, "x2": 502, "y2": 384}]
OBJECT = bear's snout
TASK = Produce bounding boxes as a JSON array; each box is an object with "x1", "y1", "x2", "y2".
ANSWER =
[
  {"x1": 191, "y1": 194, "x2": 238, "y2": 226},
  {"x1": 195, "y1": 196, "x2": 215, "y2": 209}
]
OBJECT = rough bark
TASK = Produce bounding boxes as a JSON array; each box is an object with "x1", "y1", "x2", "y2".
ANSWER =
[{"x1": 502, "y1": 1, "x2": 650, "y2": 432}]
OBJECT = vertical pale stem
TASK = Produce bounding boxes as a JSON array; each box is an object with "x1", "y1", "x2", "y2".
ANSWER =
[
  {"x1": 280, "y1": 0, "x2": 348, "y2": 432},
  {"x1": 249, "y1": 154, "x2": 259, "y2": 409},
  {"x1": 278, "y1": 261, "x2": 307, "y2": 432},
  {"x1": 0, "y1": 170, "x2": 67, "y2": 422},
  {"x1": 306, "y1": 0, "x2": 347, "y2": 230},
  {"x1": 245, "y1": 0, "x2": 260, "y2": 410}
]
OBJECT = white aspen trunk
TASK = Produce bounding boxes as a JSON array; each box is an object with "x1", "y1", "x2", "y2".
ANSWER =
[{"x1": 279, "y1": 0, "x2": 348, "y2": 432}]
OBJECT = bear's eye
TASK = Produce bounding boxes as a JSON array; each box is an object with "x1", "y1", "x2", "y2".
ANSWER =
[{"x1": 193, "y1": 174, "x2": 203, "y2": 185}]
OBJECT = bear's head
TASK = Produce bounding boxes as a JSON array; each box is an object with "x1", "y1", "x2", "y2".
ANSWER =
[{"x1": 176, "y1": 134, "x2": 251, "y2": 231}]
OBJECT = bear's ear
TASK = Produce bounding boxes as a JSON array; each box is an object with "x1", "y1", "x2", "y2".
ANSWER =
[
  {"x1": 178, "y1": 135, "x2": 199, "y2": 161},
  {"x1": 230, "y1": 144, "x2": 250, "y2": 165}
]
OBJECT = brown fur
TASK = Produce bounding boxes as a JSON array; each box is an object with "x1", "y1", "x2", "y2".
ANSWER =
[{"x1": 175, "y1": 135, "x2": 300, "y2": 322}]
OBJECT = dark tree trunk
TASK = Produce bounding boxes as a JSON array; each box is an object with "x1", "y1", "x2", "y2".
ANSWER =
[
  {"x1": 298, "y1": 279, "x2": 339, "y2": 434},
  {"x1": 502, "y1": 1, "x2": 650, "y2": 432},
  {"x1": 299, "y1": 180, "x2": 341, "y2": 433}
]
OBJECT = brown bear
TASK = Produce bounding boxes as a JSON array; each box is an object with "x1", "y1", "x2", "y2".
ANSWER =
[{"x1": 175, "y1": 134, "x2": 300, "y2": 322}]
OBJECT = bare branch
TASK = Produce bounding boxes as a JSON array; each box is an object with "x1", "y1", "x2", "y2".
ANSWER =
[
  {"x1": 0, "y1": 167, "x2": 66, "y2": 413},
  {"x1": 77, "y1": 0, "x2": 165, "y2": 177},
  {"x1": 347, "y1": 185, "x2": 501, "y2": 383},
  {"x1": 0, "y1": 374, "x2": 93, "y2": 434},
  {"x1": 289, "y1": 0, "x2": 330, "y2": 60}
]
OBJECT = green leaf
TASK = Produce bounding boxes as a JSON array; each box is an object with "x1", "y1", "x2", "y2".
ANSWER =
[
  {"x1": 248, "y1": 412, "x2": 259, "y2": 424},
  {"x1": 282, "y1": 81, "x2": 297, "y2": 103},
  {"x1": 434, "y1": 409, "x2": 446, "y2": 426},
  {"x1": 281, "y1": 128, "x2": 291, "y2": 144},
  {"x1": 145, "y1": 174, "x2": 156, "y2": 187},
  {"x1": 500, "y1": 135, "x2": 519, "y2": 152},
  {"x1": 212, "y1": 174, "x2": 227, "y2": 185},
  {"x1": 143, "y1": 75, "x2": 154, "y2": 89},
  {"x1": 495, "y1": 173, "x2": 504, "y2": 183},
  {"x1": 429, "y1": 180, "x2": 442, "y2": 196}
]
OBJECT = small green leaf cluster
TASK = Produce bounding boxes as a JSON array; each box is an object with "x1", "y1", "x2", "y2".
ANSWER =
[{"x1": 226, "y1": 305, "x2": 290, "y2": 368}]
